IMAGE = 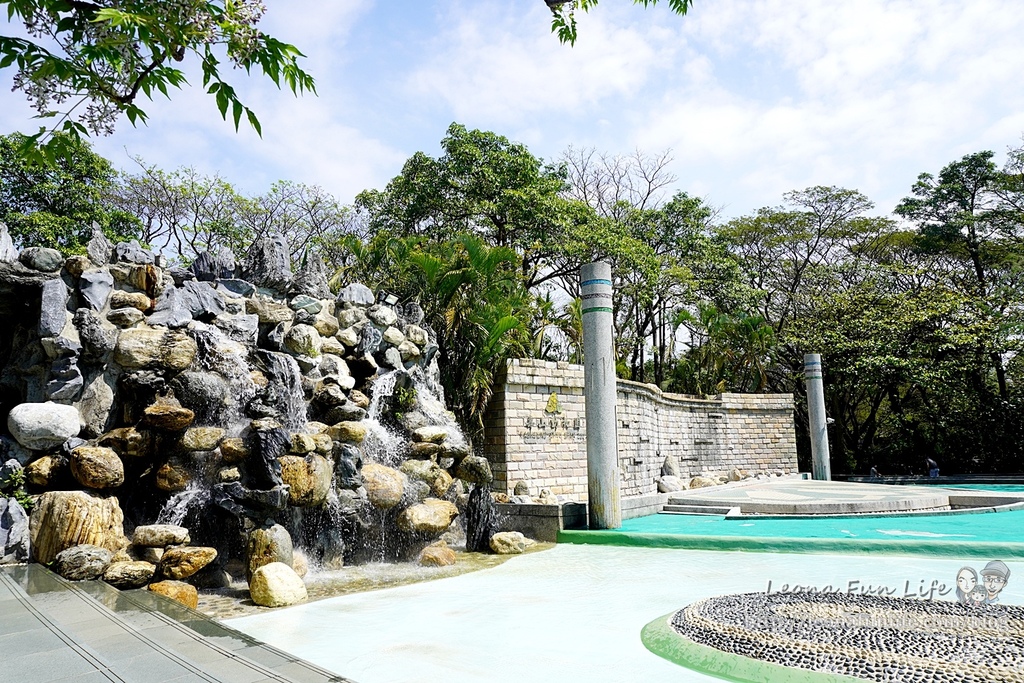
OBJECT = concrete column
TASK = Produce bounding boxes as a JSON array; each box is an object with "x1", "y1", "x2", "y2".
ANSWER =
[
  {"x1": 580, "y1": 261, "x2": 621, "y2": 529},
  {"x1": 804, "y1": 353, "x2": 831, "y2": 481}
]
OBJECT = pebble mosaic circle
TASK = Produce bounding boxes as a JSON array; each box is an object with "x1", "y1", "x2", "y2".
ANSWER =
[{"x1": 667, "y1": 592, "x2": 1024, "y2": 682}]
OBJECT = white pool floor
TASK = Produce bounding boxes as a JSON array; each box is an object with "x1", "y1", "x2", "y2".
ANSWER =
[{"x1": 227, "y1": 544, "x2": 1023, "y2": 683}]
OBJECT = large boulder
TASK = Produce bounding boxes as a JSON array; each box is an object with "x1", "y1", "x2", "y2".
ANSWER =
[
  {"x1": 70, "y1": 446, "x2": 124, "y2": 489},
  {"x1": 20, "y1": 247, "x2": 64, "y2": 272},
  {"x1": 30, "y1": 490, "x2": 127, "y2": 564},
  {"x1": 114, "y1": 327, "x2": 197, "y2": 371},
  {"x1": 103, "y1": 560, "x2": 156, "y2": 589},
  {"x1": 456, "y1": 455, "x2": 493, "y2": 486},
  {"x1": 159, "y1": 546, "x2": 217, "y2": 580},
  {"x1": 53, "y1": 544, "x2": 113, "y2": 580},
  {"x1": 490, "y1": 531, "x2": 532, "y2": 555},
  {"x1": 283, "y1": 324, "x2": 322, "y2": 357},
  {"x1": 249, "y1": 561, "x2": 307, "y2": 608},
  {"x1": 400, "y1": 459, "x2": 453, "y2": 498},
  {"x1": 361, "y1": 463, "x2": 406, "y2": 509},
  {"x1": 419, "y1": 542, "x2": 457, "y2": 567},
  {"x1": 143, "y1": 401, "x2": 195, "y2": 432},
  {"x1": 279, "y1": 454, "x2": 332, "y2": 507},
  {"x1": 247, "y1": 523, "x2": 293, "y2": 582},
  {"x1": 0, "y1": 497, "x2": 30, "y2": 564},
  {"x1": 133, "y1": 524, "x2": 190, "y2": 547},
  {"x1": 149, "y1": 580, "x2": 198, "y2": 609},
  {"x1": 397, "y1": 498, "x2": 459, "y2": 535},
  {"x1": 39, "y1": 279, "x2": 70, "y2": 336},
  {"x1": 181, "y1": 427, "x2": 225, "y2": 451},
  {"x1": 336, "y1": 282, "x2": 374, "y2": 307},
  {"x1": 243, "y1": 235, "x2": 292, "y2": 292},
  {"x1": 7, "y1": 402, "x2": 81, "y2": 450},
  {"x1": 327, "y1": 421, "x2": 366, "y2": 444},
  {"x1": 689, "y1": 476, "x2": 719, "y2": 489}
]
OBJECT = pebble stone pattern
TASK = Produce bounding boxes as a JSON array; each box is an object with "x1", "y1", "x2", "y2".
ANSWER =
[
  {"x1": 483, "y1": 358, "x2": 798, "y2": 499},
  {"x1": 671, "y1": 591, "x2": 1024, "y2": 683}
]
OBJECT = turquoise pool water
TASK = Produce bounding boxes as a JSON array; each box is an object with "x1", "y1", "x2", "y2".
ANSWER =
[
  {"x1": 945, "y1": 484, "x2": 1024, "y2": 492},
  {"x1": 614, "y1": 508, "x2": 1024, "y2": 543}
]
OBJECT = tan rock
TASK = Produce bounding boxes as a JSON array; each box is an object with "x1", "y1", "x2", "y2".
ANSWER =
[
  {"x1": 400, "y1": 459, "x2": 452, "y2": 497},
  {"x1": 290, "y1": 433, "x2": 316, "y2": 454},
  {"x1": 30, "y1": 490, "x2": 128, "y2": 565},
  {"x1": 409, "y1": 442, "x2": 443, "y2": 459},
  {"x1": 313, "y1": 312, "x2": 340, "y2": 338},
  {"x1": 103, "y1": 561, "x2": 156, "y2": 589},
  {"x1": 279, "y1": 454, "x2": 332, "y2": 507},
  {"x1": 348, "y1": 390, "x2": 370, "y2": 409},
  {"x1": 362, "y1": 462, "x2": 406, "y2": 509},
  {"x1": 24, "y1": 455, "x2": 65, "y2": 488},
  {"x1": 115, "y1": 327, "x2": 197, "y2": 370},
  {"x1": 419, "y1": 542, "x2": 457, "y2": 567},
  {"x1": 181, "y1": 427, "x2": 224, "y2": 451},
  {"x1": 412, "y1": 426, "x2": 448, "y2": 443},
  {"x1": 133, "y1": 524, "x2": 190, "y2": 547},
  {"x1": 149, "y1": 580, "x2": 198, "y2": 609},
  {"x1": 128, "y1": 264, "x2": 161, "y2": 298},
  {"x1": 406, "y1": 325, "x2": 429, "y2": 346},
  {"x1": 336, "y1": 327, "x2": 359, "y2": 348},
  {"x1": 247, "y1": 524, "x2": 293, "y2": 582},
  {"x1": 220, "y1": 437, "x2": 249, "y2": 464},
  {"x1": 328, "y1": 421, "x2": 367, "y2": 444},
  {"x1": 70, "y1": 446, "x2": 124, "y2": 489},
  {"x1": 397, "y1": 498, "x2": 459, "y2": 535},
  {"x1": 138, "y1": 546, "x2": 164, "y2": 564},
  {"x1": 283, "y1": 324, "x2": 322, "y2": 357},
  {"x1": 490, "y1": 531, "x2": 533, "y2": 555},
  {"x1": 398, "y1": 340, "x2": 421, "y2": 362},
  {"x1": 155, "y1": 461, "x2": 190, "y2": 492},
  {"x1": 249, "y1": 562, "x2": 307, "y2": 607},
  {"x1": 245, "y1": 298, "x2": 293, "y2": 324},
  {"x1": 144, "y1": 401, "x2": 195, "y2": 431},
  {"x1": 109, "y1": 290, "x2": 153, "y2": 311},
  {"x1": 321, "y1": 336, "x2": 346, "y2": 356},
  {"x1": 64, "y1": 255, "x2": 91, "y2": 277},
  {"x1": 689, "y1": 476, "x2": 719, "y2": 489},
  {"x1": 311, "y1": 433, "x2": 333, "y2": 454},
  {"x1": 159, "y1": 546, "x2": 217, "y2": 580},
  {"x1": 98, "y1": 427, "x2": 148, "y2": 458},
  {"x1": 219, "y1": 467, "x2": 241, "y2": 482}
]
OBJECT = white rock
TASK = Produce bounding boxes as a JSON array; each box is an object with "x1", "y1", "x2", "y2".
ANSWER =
[
  {"x1": 7, "y1": 402, "x2": 81, "y2": 450},
  {"x1": 249, "y1": 561, "x2": 307, "y2": 607}
]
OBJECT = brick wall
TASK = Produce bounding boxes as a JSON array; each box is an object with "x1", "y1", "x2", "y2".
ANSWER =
[{"x1": 483, "y1": 359, "x2": 798, "y2": 501}]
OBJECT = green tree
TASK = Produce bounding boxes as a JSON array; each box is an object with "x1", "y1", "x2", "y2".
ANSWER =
[
  {"x1": 0, "y1": 130, "x2": 137, "y2": 250},
  {"x1": 0, "y1": 0, "x2": 314, "y2": 162},
  {"x1": 547, "y1": 0, "x2": 694, "y2": 45}
]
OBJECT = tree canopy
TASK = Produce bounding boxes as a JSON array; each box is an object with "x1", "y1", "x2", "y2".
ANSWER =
[{"x1": 0, "y1": 0, "x2": 315, "y2": 162}]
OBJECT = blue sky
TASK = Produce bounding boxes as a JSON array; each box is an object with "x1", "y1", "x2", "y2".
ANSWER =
[{"x1": 2, "y1": 0, "x2": 1023, "y2": 220}]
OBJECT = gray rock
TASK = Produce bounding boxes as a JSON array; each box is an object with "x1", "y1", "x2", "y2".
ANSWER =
[
  {"x1": 1, "y1": 437, "x2": 34, "y2": 467},
  {"x1": 182, "y1": 280, "x2": 225, "y2": 319},
  {"x1": 661, "y1": 454, "x2": 681, "y2": 478},
  {"x1": 213, "y1": 313, "x2": 259, "y2": 344},
  {"x1": 113, "y1": 240, "x2": 154, "y2": 265},
  {"x1": 78, "y1": 370, "x2": 117, "y2": 437},
  {"x1": 333, "y1": 443, "x2": 363, "y2": 490},
  {"x1": 323, "y1": 403, "x2": 367, "y2": 423},
  {"x1": 382, "y1": 346, "x2": 404, "y2": 369},
  {"x1": 46, "y1": 357, "x2": 84, "y2": 401},
  {"x1": 456, "y1": 455, "x2": 493, "y2": 486},
  {"x1": 106, "y1": 307, "x2": 144, "y2": 327},
  {"x1": 167, "y1": 265, "x2": 195, "y2": 287},
  {"x1": 7, "y1": 401, "x2": 81, "y2": 450},
  {"x1": 266, "y1": 321, "x2": 288, "y2": 350},
  {"x1": 0, "y1": 222, "x2": 17, "y2": 262},
  {"x1": 39, "y1": 279, "x2": 70, "y2": 337},
  {"x1": 86, "y1": 224, "x2": 113, "y2": 266},
  {"x1": 291, "y1": 250, "x2": 331, "y2": 299},
  {"x1": 288, "y1": 294, "x2": 322, "y2": 315},
  {"x1": 79, "y1": 269, "x2": 114, "y2": 311},
  {"x1": 218, "y1": 279, "x2": 257, "y2": 298},
  {"x1": 243, "y1": 236, "x2": 292, "y2": 292},
  {"x1": 190, "y1": 249, "x2": 236, "y2": 281},
  {"x1": 358, "y1": 324, "x2": 383, "y2": 356},
  {"x1": 20, "y1": 247, "x2": 64, "y2": 272},
  {"x1": 0, "y1": 497, "x2": 31, "y2": 564},
  {"x1": 41, "y1": 334, "x2": 81, "y2": 359},
  {"x1": 0, "y1": 459, "x2": 22, "y2": 489},
  {"x1": 169, "y1": 372, "x2": 229, "y2": 425},
  {"x1": 513, "y1": 481, "x2": 530, "y2": 496},
  {"x1": 146, "y1": 287, "x2": 192, "y2": 328},
  {"x1": 73, "y1": 308, "x2": 115, "y2": 362},
  {"x1": 53, "y1": 544, "x2": 113, "y2": 580},
  {"x1": 336, "y1": 283, "x2": 374, "y2": 307},
  {"x1": 400, "y1": 301, "x2": 425, "y2": 325}
]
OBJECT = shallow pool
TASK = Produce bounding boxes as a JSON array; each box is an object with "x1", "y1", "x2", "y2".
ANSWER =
[
  {"x1": 614, "y1": 508, "x2": 1024, "y2": 543},
  {"x1": 945, "y1": 484, "x2": 1024, "y2": 493}
]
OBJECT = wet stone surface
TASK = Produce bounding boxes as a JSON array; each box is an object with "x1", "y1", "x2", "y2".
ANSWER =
[{"x1": 671, "y1": 591, "x2": 1024, "y2": 682}]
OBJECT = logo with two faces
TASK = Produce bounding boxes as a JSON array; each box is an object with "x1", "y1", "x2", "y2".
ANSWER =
[{"x1": 955, "y1": 560, "x2": 1011, "y2": 605}]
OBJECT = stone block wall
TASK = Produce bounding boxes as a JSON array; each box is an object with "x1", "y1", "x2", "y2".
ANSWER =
[{"x1": 483, "y1": 359, "x2": 798, "y2": 501}]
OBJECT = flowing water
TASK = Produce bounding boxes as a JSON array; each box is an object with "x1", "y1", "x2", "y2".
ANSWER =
[
  {"x1": 361, "y1": 370, "x2": 406, "y2": 466},
  {"x1": 258, "y1": 351, "x2": 308, "y2": 431}
]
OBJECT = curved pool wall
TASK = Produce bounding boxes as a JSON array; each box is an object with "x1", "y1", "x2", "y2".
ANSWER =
[
  {"x1": 641, "y1": 613, "x2": 863, "y2": 683},
  {"x1": 558, "y1": 507, "x2": 1024, "y2": 558}
]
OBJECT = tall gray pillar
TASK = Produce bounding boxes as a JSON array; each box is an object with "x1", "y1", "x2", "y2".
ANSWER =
[
  {"x1": 580, "y1": 262, "x2": 621, "y2": 529},
  {"x1": 804, "y1": 353, "x2": 831, "y2": 481}
]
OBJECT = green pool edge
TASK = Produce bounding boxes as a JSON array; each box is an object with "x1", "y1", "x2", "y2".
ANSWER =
[
  {"x1": 640, "y1": 612, "x2": 864, "y2": 683},
  {"x1": 557, "y1": 529, "x2": 1024, "y2": 558}
]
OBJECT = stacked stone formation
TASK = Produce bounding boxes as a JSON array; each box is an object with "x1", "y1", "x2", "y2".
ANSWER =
[
  {"x1": 671, "y1": 591, "x2": 1024, "y2": 683},
  {"x1": 0, "y1": 228, "x2": 515, "y2": 605}
]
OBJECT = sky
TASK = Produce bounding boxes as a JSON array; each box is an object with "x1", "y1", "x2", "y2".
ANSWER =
[{"x1": 2, "y1": 0, "x2": 1023, "y2": 220}]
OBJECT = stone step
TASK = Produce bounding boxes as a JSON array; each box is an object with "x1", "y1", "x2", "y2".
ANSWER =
[
  {"x1": 660, "y1": 504, "x2": 735, "y2": 516},
  {"x1": 0, "y1": 564, "x2": 351, "y2": 683}
]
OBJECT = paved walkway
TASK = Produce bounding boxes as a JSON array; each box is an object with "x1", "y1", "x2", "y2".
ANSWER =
[{"x1": 0, "y1": 564, "x2": 352, "y2": 683}]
